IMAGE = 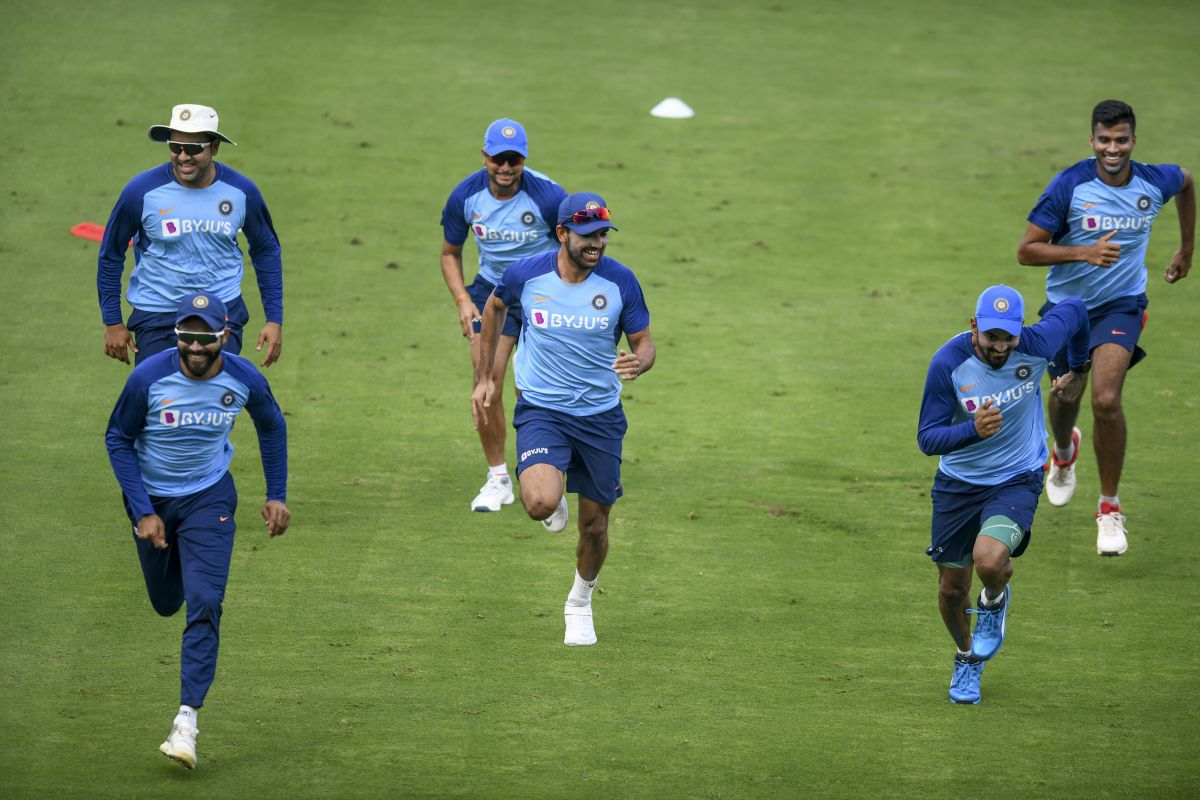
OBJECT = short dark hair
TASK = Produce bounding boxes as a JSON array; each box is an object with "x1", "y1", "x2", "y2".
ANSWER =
[{"x1": 1092, "y1": 100, "x2": 1135, "y2": 133}]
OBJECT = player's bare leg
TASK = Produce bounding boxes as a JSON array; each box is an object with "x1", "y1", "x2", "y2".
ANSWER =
[
  {"x1": 469, "y1": 334, "x2": 517, "y2": 511},
  {"x1": 1091, "y1": 342, "x2": 1132, "y2": 555}
]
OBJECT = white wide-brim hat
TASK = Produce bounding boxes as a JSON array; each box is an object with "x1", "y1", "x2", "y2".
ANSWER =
[{"x1": 148, "y1": 104, "x2": 237, "y2": 145}]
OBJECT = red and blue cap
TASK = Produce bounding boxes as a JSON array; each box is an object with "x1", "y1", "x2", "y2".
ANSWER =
[{"x1": 558, "y1": 192, "x2": 619, "y2": 235}]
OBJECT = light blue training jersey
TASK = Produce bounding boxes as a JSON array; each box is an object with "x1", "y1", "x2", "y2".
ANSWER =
[
  {"x1": 1028, "y1": 158, "x2": 1185, "y2": 308},
  {"x1": 97, "y1": 162, "x2": 283, "y2": 325},
  {"x1": 106, "y1": 349, "x2": 288, "y2": 520},
  {"x1": 440, "y1": 168, "x2": 566, "y2": 286},
  {"x1": 917, "y1": 299, "x2": 1089, "y2": 486},
  {"x1": 495, "y1": 251, "x2": 651, "y2": 416}
]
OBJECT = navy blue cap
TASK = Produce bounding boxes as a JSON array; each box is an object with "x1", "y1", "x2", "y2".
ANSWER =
[
  {"x1": 483, "y1": 118, "x2": 528, "y2": 157},
  {"x1": 557, "y1": 192, "x2": 619, "y2": 235},
  {"x1": 176, "y1": 291, "x2": 229, "y2": 331},
  {"x1": 975, "y1": 285, "x2": 1024, "y2": 336}
]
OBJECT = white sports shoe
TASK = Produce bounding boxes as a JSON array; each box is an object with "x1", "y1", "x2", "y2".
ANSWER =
[
  {"x1": 471, "y1": 475, "x2": 514, "y2": 512},
  {"x1": 1045, "y1": 427, "x2": 1081, "y2": 507},
  {"x1": 542, "y1": 496, "x2": 569, "y2": 533},
  {"x1": 159, "y1": 723, "x2": 198, "y2": 769},
  {"x1": 1096, "y1": 502, "x2": 1128, "y2": 556},
  {"x1": 564, "y1": 604, "x2": 597, "y2": 646}
]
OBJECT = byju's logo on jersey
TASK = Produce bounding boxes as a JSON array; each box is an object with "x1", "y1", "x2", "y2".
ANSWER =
[
  {"x1": 960, "y1": 380, "x2": 1037, "y2": 414},
  {"x1": 529, "y1": 311, "x2": 611, "y2": 331},
  {"x1": 161, "y1": 409, "x2": 180, "y2": 427},
  {"x1": 531, "y1": 309, "x2": 549, "y2": 328},
  {"x1": 161, "y1": 218, "x2": 234, "y2": 238},
  {"x1": 1082, "y1": 214, "x2": 1147, "y2": 233},
  {"x1": 472, "y1": 223, "x2": 539, "y2": 243},
  {"x1": 159, "y1": 409, "x2": 237, "y2": 428}
]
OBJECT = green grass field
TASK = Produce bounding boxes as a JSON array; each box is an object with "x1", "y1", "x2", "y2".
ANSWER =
[{"x1": 2, "y1": 1, "x2": 1198, "y2": 797}]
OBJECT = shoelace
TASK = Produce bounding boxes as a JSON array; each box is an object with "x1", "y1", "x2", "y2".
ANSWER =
[
  {"x1": 950, "y1": 659, "x2": 980, "y2": 689},
  {"x1": 1097, "y1": 511, "x2": 1126, "y2": 532},
  {"x1": 966, "y1": 603, "x2": 1002, "y2": 639}
]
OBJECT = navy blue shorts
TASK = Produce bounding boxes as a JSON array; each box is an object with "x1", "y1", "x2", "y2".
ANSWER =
[
  {"x1": 927, "y1": 468, "x2": 1041, "y2": 564},
  {"x1": 1040, "y1": 294, "x2": 1147, "y2": 379},
  {"x1": 129, "y1": 295, "x2": 251, "y2": 364},
  {"x1": 514, "y1": 400, "x2": 627, "y2": 505},
  {"x1": 467, "y1": 274, "x2": 522, "y2": 339}
]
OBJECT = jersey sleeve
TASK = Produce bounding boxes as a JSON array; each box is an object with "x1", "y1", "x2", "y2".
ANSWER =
[
  {"x1": 616, "y1": 268, "x2": 651, "y2": 337},
  {"x1": 225, "y1": 169, "x2": 284, "y2": 325},
  {"x1": 1018, "y1": 297, "x2": 1090, "y2": 367},
  {"x1": 524, "y1": 172, "x2": 569, "y2": 238},
  {"x1": 1027, "y1": 169, "x2": 1074, "y2": 237},
  {"x1": 105, "y1": 371, "x2": 155, "y2": 518},
  {"x1": 1138, "y1": 163, "x2": 1186, "y2": 203},
  {"x1": 231, "y1": 360, "x2": 288, "y2": 502},
  {"x1": 916, "y1": 346, "x2": 980, "y2": 456},
  {"x1": 440, "y1": 177, "x2": 474, "y2": 247},
  {"x1": 97, "y1": 179, "x2": 147, "y2": 326}
]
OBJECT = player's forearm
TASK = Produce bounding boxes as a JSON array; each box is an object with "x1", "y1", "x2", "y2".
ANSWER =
[
  {"x1": 474, "y1": 305, "x2": 505, "y2": 382},
  {"x1": 1176, "y1": 171, "x2": 1195, "y2": 254},
  {"x1": 1017, "y1": 241, "x2": 1091, "y2": 267},
  {"x1": 633, "y1": 339, "x2": 656, "y2": 376},
  {"x1": 440, "y1": 252, "x2": 468, "y2": 298}
]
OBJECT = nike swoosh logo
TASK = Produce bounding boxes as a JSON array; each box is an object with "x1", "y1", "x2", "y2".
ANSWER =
[
  {"x1": 158, "y1": 207, "x2": 175, "y2": 215},
  {"x1": 219, "y1": 515, "x2": 230, "y2": 522},
  {"x1": 1111, "y1": 329, "x2": 1126, "y2": 335},
  {"x1": 534, "y1": 295, "x2": 552, "y2": 303},
  {"x1": 1082, "y1": 202, "x2": 1098, "y2": 210},
  {"x1": 960, "y1": 383, "x2": 976, "y2": 391},
  {"x1": 471, "y1": 214, "x2": 482, "y2": 220},
  {"x1": 161, "y1": 398, "x2": 179, "y2": 406}
]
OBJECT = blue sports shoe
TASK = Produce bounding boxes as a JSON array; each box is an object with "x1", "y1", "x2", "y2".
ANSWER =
[
  {"x1": 968, "y1": 584, "x2": 1010, "y2": 661},
  {"x1": 949, "y1": 654, "x2": 985, "y2": 704}
]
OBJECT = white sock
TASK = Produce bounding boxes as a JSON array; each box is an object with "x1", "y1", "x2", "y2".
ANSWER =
[
  {"x1": 1053, "y1": 439, "x2": 1075, "y2": 462},
  {"x1": 174, "y1": 705, "x2": 198, "y2": 730},
  {"x1": 566, "y1": 570, "x2": 596, "y2": 607},
  {"x1": 488, "y1": 464, "x2": 509, "y2": 481},
  {"x1": 981, "y1": 585, "x2": 1006, "y2": 607}
]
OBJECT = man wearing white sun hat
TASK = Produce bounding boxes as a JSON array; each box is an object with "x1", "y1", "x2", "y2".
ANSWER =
[{"x1": 97, "y1": 103, "x2": 285, "y2": 368}]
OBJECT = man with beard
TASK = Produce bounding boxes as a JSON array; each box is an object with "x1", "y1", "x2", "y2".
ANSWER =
[
  {"x1": 917, "y1": 285, "x2": 1088, "y2": 704},
  {"x1": 440, "y1": 118, "x2": 567, "y2": 513},
  {"x1": 98, "y1": 103, "x2": 284, "y2": 367},
  {"x1": 1017, "y1": 99, "x2": 1194, "y2": 556},
  {"x1": 105, "y1": 292, "x2": 289, "y2": 768},
  {"x1": 471, "y1": 192, "x2": 655, "y2": 646}
]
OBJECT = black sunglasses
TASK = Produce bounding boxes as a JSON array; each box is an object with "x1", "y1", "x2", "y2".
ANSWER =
[
  {"x1": 168, "y1": 140, "x2": 214, "y2": 157},
  {"x1": 489, "y1": 152, "x2": 525, "y2": 167}
]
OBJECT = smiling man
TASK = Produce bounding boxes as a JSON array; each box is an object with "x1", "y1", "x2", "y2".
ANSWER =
[
  {"x1": 105, "y1": 292, "x2": 289, "y2": 768},
  {"x1": 440, "y1": 119, "x2": 567, "y2": 514},
  {"x1": 472, "y1": 192, "x2": 655, "y2": 647},
  {"x1": 1017, "y1": 100, "x2": 1195, "y2": 556},
  {"x1": 917, "y1": 285, "x2": 1089, "y2": 704},
  {"x1": 97, "y1": 103, "x2": 285, "y2": 368}
]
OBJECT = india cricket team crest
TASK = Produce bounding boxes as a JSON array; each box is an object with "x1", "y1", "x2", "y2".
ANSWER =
[
  {"x1": 591, "y1": 293, "x2": 608, "y2": 310},
  {"x1": 1137, "y1": 195, "x2": 1151, "y2": 212},
  {"x1": 521, "y1": 211, "x2": 536, "y2": 226},
  {"x1": 993, "y1": 297, "x2": 1010, "y2": 313},
  {"x1": 585, "y1": 200, "x2": 601, "y2": 210},
  {"x1": 218, "y1": 199, "x2": 234, "y2": 216},
  {"x1": 179, "y1": 108, "x2": 192, "y2": 121},
  {"x1": 502, "y1": 126, "x2": 516, "y2": 138},
  {"x1": 193, "y1": 295, "x2": 209, "y2": 309},
  {"x1": 1015, "y1": 365, "x2": 1032, "y2": 380},
  {"x1": 221, "y1": 391, "x2": 236, "y2": 408}
]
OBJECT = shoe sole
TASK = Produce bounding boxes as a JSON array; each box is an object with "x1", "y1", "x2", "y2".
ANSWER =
[
  {"x1": 1098, "y1": 547, "x2": 1128, "y2": 557},
  {"x1": 160, "y1": 747, "x2": 196, "y2": 769},
  {"x1": 471, "y1": 496, "x2": 514, "y2": 512},
  {"x1": 949, "y1": 696, "x2": 981, "y2": 705}
]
